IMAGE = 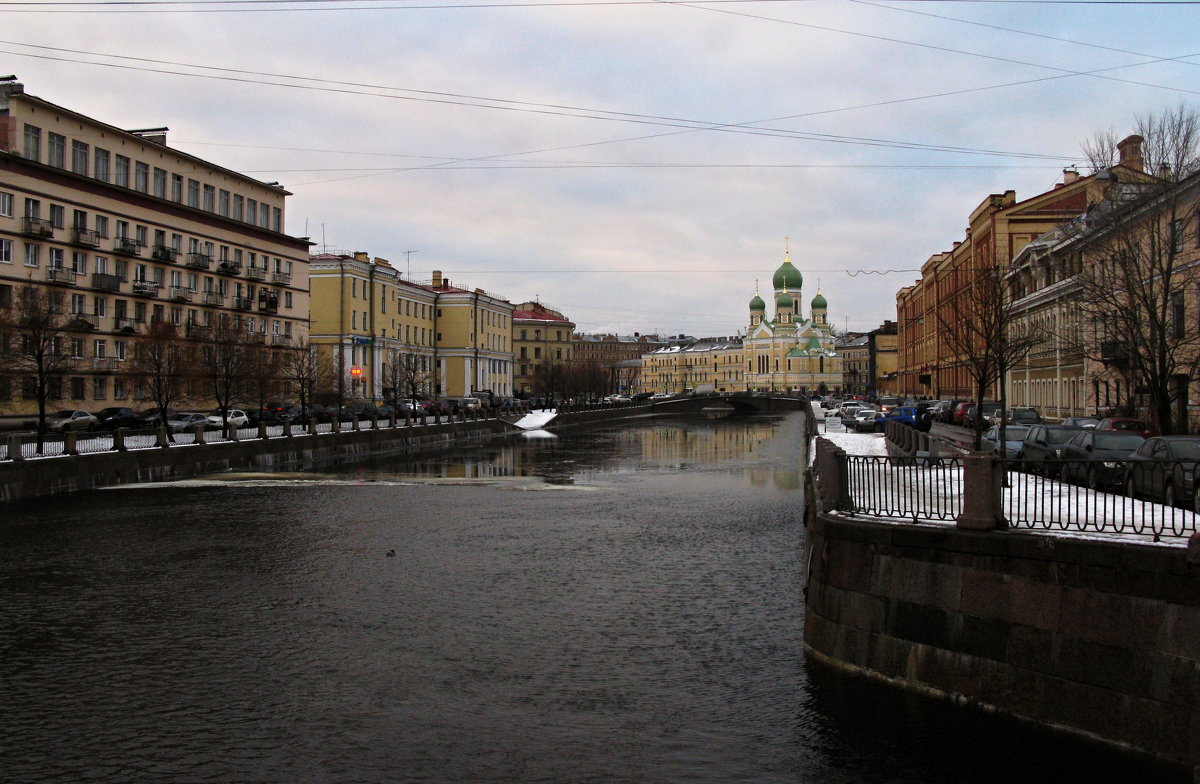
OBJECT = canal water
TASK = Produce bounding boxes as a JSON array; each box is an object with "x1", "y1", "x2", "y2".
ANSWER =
[{"x1": 0, "y1": 412, "x2": 1184, "y2": 783}]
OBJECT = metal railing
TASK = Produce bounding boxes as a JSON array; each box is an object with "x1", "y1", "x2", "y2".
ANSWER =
[{"x1": 829, "y1": 447, "x2": 1199, "y2": 539}]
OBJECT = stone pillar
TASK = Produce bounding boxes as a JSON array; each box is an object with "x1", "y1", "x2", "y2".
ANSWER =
[
  {"x1": 8, "y1": 433, "x2": 24, "y2": 461},
  {"x1": 156, "y1": 426, "x2": 170, "y2": 448},
  {"x1": 404, "y1": 411, "x2": 412, "y2": 427},
  {"x1": 332, "y1": 417, "x2": 341, "y2": 433},
  {"x1": 228, "y1": 424, "x2": 240, "y2": 442},
  {"x1": 956, "y1": 452, "x2": 1007, "y2": 530},
  {"x1": 352, "y1": 415, "x2": 360, "y2": 432},
  {"x1": 64, "y1": 431, "x2": 78, "y2": 456},
  {"x1": 194, "y1": 423, "x2": 206, "y2": 445},
  {"x1": 113, "y1": 429, "x2": 127, "y2": 452},
  {"x1": 282, "y1": 421, "x2": 293, "y2": 438},
  {"x1": 258, "y1": 421, "x2": 268, "y2": 439},
  {"x1": 308, "y1": 418, "x2": 318, "y2": 436},
  {"x1": 370, "y1": 416, "x2": 380, "y2": 431},
  {"x1": 389, "y1": 413, "x2": 397, "y2": 429}
]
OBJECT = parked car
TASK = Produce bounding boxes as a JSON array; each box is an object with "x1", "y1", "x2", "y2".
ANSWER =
[
  {"x1": 137, "y1": 407, "x2": 176, "y2": 427},
  {"x1": 46, "y1": 409, "x2": 99, "y2": 433},
  {"x1": 1059, "y1": 430, "x2": 1146, "y2": 490},
  {"x1": 604, "y1": 394, "x2": 631, "y2": 403},
  {"x1": 1060, "y1": 417, "x2": 1100, "y2": 429},
  {"x1": 1124, "y1": 436, "x2": 1200, "y2": 508},
  {"x1": 166, "y1": 411, "x2": 211, "y2": 433},
  {"x1": 951, "y1": 401, "x2": 974, "y2": 426},
  {"x1": 852, "y1": 409, "x2": 886, "y2": 433},
  {"x1": 1096, "y1": 417, "x2": 1153, "y2": 439},
  {"x1": 842, "y1": 406, "x2": 874, "y2": 428},
  {"x1": 927, "y1": 400, "x2": 954, "y2": 422},
  {"x1": 983, "y1": 425, "x2": 1032, "y2": 458},
  {"x1": 965, "y1": 402, "x2": 1002, "y2": 429},
  {"x1": 94, "y1": 406, "x2": 142, "y2": 430},
  {"x1": 630, "y1": 392, "x2": 653, "y2": 402},
  {"x1": 339, "y1": 402, "x2": 378, "y2": 420},
  {"x1": 886, "y1": 406, "x2": 920, "y2": 427},
  {"x1": 877, "y1": 396, "x2": 902, "y2": 414},
  {"x1": 207, "y1": 409, "x2": 249, "y2": 429},
  {"x1": 831, "y1": 401, "x2": 865, "y2": 419},
  {"x1": 988, "y1": 407, "x2": 1041, "y2": 426},
  {"x1": 649, "y1": 392, "x2": 674, "y2": 400},
  {"x1": 1019, "y1": 424, "x2": 1085, "y2": 476}
]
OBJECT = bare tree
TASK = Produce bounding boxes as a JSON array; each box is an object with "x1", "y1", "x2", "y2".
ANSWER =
[
  {"x1": 279, "y1": 338, "x2": 325, "y2": 417},
  {"x1": 129, "y1": 320, "x2": 192, "y2": 439},
  {"x1": 197, "y1": 317, "x2": 249, "y2": 433},
  {"x1": 0, "y1": 282, "x2": 77, "y2": 446},
  {"x1": 532, "y1": 359, "x2": 568, "y2": 404},
  {"x1": 937, "y1": 264, "x2": 1044, "y2": 449},
  {"x1": 380, "y1": 348, "x2": 432, "y2": 403},
  {"x1": 1073, "y1": 106, "x2": 1200, "y2": 433},
  {"x1": 243, "y1": 342, "x2": 285, "y2": 421}
]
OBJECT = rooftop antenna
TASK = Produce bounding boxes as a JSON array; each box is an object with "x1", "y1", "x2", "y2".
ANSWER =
[{"x1": 403, "y1": 250, "x2": 418, "y2": 278}]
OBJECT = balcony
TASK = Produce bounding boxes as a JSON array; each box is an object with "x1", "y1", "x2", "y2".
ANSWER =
[
  {"x1": 232, "y1": 296, "x2": 253, "y2": 310},
  {"x1": 152, "y1": 245, "x2": 179, "y2": 263},
  {"x1": 169, "y1": 286, "x2": 193, "y2": 302},
  {"x1": 92, "y1": 357, "x2": 118, "y2": 373},
  {"x1": 186, "y1": 323, "x2": 212, "y2": 339},
  {"x1": 258, "y1": 294, "x2": 279, "y2": 314},
  {"x1": 246, "y1": 333, "x2": 266, "y2": 345},
  {"x1": 114, "y1": 317, "x2": 138, "y2": 333},
  {"x1": 67, "y1": 312, "x2": 97, "y2": 331},
  {"x1": 131, "y1": 280, "x2": 159, "y2": 297},
  {"x1": 92, "y1": 272, "x2": 122, "y2": 292},
  {"x1": 45, "y1": 267, "x2": 78, "y2": 286},
  {"x1": 201, "y1": 291, "x2": 225, "y2": 306},
  {"x1": 72, "y1": 227, "x2": 101, "y2": 247},
  {"x1": 1101, "y1": 340, "x2": 1128, "y2": 368},
  {"x1": 272, "y1": 271, "x2": 292, "y2": 286},
  {"x1": 270, "y1": 334, "x2": 291, "y2": 346},
  {"x1": 245, "y1": 266, "x2": 266, "y2": 281},
  {"x1": 113, "y1": 237, "x2": 144, "y2": 256},
  {"x1": 21, "y1": 217, "x2": 54, "y2": 238},
  {"x1": 186, "y1": 253, "x2": 212, "y2": 270},
  {"x1": 217, "y1": 261, "x2": 243, "y2": 276}
]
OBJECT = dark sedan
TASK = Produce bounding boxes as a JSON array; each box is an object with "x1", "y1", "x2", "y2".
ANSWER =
[
  {"x1": 1060, "y1": 430, "x2": 1146, "y2": 490},
  {"x1": 1124, "y1": 437, "x2": 1200, "y2": 509},
  {"x1": 1019, "y1": 425, "x2": 1085, "y2": 476}
]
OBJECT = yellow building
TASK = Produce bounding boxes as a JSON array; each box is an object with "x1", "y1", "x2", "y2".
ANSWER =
[
  {"x1": 512, "y1": 302, "x2": 575, "y2": 397},
  {"x1": 309, "y1": 256, "x2": 513, "y2": 403},
  {"x1": 744, "y1": 253, "x2": 841, "y2": 393},
  {"x1": 0, "y1": 78, "x2": 310, "y2": 414}
]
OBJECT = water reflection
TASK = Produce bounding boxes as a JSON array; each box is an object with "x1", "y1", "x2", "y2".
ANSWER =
[{"x1": 332, "y1": 412, "x2": 807, "y2": 489}]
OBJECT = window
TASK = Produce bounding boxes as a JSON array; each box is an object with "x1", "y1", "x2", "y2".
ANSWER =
[
  {"x1": 1172, "y1": 219, "x2": 1185, "y2": 254},
  {"x1": 1173, "y1": 291, "x2": 1186, "y2": 339},
  {"x1": 203, "y1": 184, "x2": 215, "y2": 212},
  {"x1": 113, "y1": 377, "x2": 127, "y2": 399},
  {"x1": 71, "y1": 140, "x2": 89, "y2": 175},
  {"x1": 0, "y1": 191, "x2": 11, "y2": 217},
  {"x1": 0, "y1": 284, "x2": 12, "y2": 307},
  {"x1": 70, "y1": 377, "x2": 85, "y2": 400},
  {"x1": 534, "y1": 347, "x2": 541, "y2": 359},
  {"x1": 73, "y1": 209, "x2": 87, "y2": 229},
  {"x1": 246, "y1": 199, "x2": 257, "y2": 225},
  {"x1": 24, "y1": 243, "x2": 39, "y2": 267},
  {"x1": 218, "y1": 189, "x2": 230, "y2": 217},
  {"x1": 94, "y1": 148, "x2": 110, "y2": 182},
  {"x1": 0, "y1": 239, "x2": 11, "y2": 263},
  {"x1": 272, "y1": 207, "x2": 281, "y2": 232},
  {"x1": 69, "y1": 337, "x2": 85, "y2": 356},
  {"x1": 23, "y1": 124, "x2": 41, "y2": 161},
  {"x1": 153, "y1": 168, "x2": 167, "y2": 198},
  {"x1": 94, "y1": 215, "x2": 108, "y2": 237},
  {"x1": 49, "y1": 204, "x2": 64, "y2": 228},
  {"x1": 24, "y1": 198, "x2": 39, "y2": 218},
  {"x1": 72, "y1": 252, "x2": 86, "y2": 274},
  {"x1": 93, "y1": 296, "x2": 106, "y2": 317},
  {"x1": 135, "y1": 162, "x2": 149, "y2": 193},
  {"x1": 93, "y1": 377, "x2": 107, "y2": 400},
  {"x1": 47, "y1": 133, "x2": 66, "y2": 168},
  {"x1": 284, "y1": 291, "x2": 292, "y2": 308},
  {"x1": 233, "y1": 194, "x2": 244, "y2": 221},
  {"x1": 187, "y1": 179, "x2": 199, "y2": 207},
  {"x1": 115, "y1": 155, "x2": 130, "y2": 187},
  {"x1": 172, "y1": 173, "x2": 183, "y2": 202}
]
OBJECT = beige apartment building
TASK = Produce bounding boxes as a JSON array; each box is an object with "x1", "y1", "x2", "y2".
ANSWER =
[
  {"x1": 0, "y1": 79, "x2": 310, "y2": 414},
  {"x1": 512, "y1": 302, "x2": 574, "y2": 397}
]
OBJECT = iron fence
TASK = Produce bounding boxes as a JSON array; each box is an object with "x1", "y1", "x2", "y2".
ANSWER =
[
  {"x1": 833, "y1": 451, "x2": 1199, "y2": 539},
  {"x1": 844, "y1": 455, "x2": 964, "y2": 522}
]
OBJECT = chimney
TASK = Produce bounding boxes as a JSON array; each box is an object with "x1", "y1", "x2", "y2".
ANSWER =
[
  {"x1": 1117, "y1": 134, "x2": 1144, "y2": 172},
  {"x1": 1158, "y1": 162, "x2": 1172, "y2": 180},
  {"x1": 432, "y1": 270, "x2": 443, "y2": 288},
  {"x1": 1062, "y1": 168, "x2": 1079, "y2": 185},
  {"x1": 353, "y1": 251, "x2": 370, "y2": 262},
  {"x1": 128, "y1": 127, "x2": 169, "y2": 146}
]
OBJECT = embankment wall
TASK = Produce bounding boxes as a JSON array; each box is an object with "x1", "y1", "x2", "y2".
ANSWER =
[{"x1": 804, "y1": 508, "x2": 1200, "y2": 770}]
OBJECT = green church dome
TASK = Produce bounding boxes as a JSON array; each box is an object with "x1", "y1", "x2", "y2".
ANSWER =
[
  {"x1": 772, "y1": 256, "x2": 803, "y2": 291},
  {"x1": 811, "y1": 291, "x2": 827, "y2": 310},
  {"x1": 776, "y1": 290, "x2": 794, "y2": 308},
  {"x1": 749, "y1": 293, "x2": 766, "y2": 311}
]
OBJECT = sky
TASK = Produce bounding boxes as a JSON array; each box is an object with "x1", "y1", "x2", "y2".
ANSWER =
[{"x1": 2, "y1": 0, "x2": 1198, "y2": 338}]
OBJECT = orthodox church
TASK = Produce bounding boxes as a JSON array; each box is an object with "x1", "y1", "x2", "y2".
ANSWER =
[{"x1": 744, "y1": 251, "x2": 843, "y2": 393}]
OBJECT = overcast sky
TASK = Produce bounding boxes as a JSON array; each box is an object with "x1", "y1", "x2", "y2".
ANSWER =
[{"x1": 3, "y1": 0, "x2": 1197, "y2": 337}]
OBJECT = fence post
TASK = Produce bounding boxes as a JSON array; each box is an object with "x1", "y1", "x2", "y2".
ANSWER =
[
  {"x1": 8, "y1": 433, "x2": 24, "y2": 462},
  {"x1": 228, "y1": 423, "x2": 240, "y2": 442},
  {"x1": 112, "y1": 429, "x2": 127, "y2": 452},
  {"x1": 156, "y1": 426, "x2": 170, "y2": 448},
  {"x1": 956, "y1": 452, "x2": 1007, "y2": 530},
  {"x1": 258, "y1": 421, "x2": 268, "y2": 439},
  {"x1": 389, "y1": 412, "x2": 397, "y2": 429},
  {"x1": 352, "y1": 415, "x2": 360, "y2": 432},
  {"x1": 193, "y1": 423, "x2": 206, "y2": 445},
  {"x1": 308, "y1": 418, "x2": 318, "y2": 436},
  {"x1": 815, "y1": 438, "x2": 851, "y2": 513},
  {"x1": 332, "y1": 417, "x2": 341, "y2": 433},
  {"x1": 64, "y1": 431, "x2": 78, "y2": 456}
]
